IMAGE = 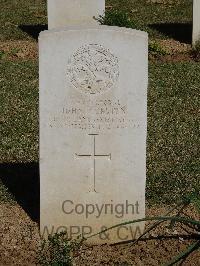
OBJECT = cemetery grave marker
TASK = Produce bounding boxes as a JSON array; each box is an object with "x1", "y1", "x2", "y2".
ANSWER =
[
  {"x1": 39, "y1": 25, "x2": 148, "y2": 244},
  {"x1": 48, "y1": 0, "x2": 105, "y2": 29}
]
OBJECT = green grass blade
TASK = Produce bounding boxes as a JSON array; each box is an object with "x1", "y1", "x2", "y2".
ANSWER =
[
  {"x1": 86, "y1": 216, "x2": 200, "y2": 240},
  {"x1": 163, "y1": 241, "x2": 200, "y2": 266},
  {"x1": 131, "y1": 202, "x2": 185, "y2": 245}
]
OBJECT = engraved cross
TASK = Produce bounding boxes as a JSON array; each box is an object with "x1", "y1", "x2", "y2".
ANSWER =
[{"x1": 75, "y1": 134, "x2": 111, "y2": 193}]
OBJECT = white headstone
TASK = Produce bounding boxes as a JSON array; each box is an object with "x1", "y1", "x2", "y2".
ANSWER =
[
  {"x1": 40, "y1": 26, "x2": 148, "y2": 244},
  {"x1": 48, "y1": 0, "x2": 105, "y2": 29},
  {"x1": 193, "y1": 0, "x2": 200, "y2": 45}
]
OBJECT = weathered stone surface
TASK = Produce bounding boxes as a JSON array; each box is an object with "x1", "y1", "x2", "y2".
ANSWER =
[
  {"x1": 39, "y1": 26, "x2": 148, "y2": 244},
  {"x1": 48, "y1": 0, "x2": 105, "y2": 29}
]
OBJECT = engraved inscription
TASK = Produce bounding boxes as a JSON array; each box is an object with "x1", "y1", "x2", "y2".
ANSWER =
[
  {"x1": 75, "y1": 134, "x2": 111, "y2": 193},
  {"x1": 66, "y1": 44, "x2": 119, "y2": 95},
  {"x1": 50, "y1": 99, "x2": 140, "y2": 131}
]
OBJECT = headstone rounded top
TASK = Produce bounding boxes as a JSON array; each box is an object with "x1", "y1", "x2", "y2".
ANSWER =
[{"x1": 39, "y1": 26, "x2": 148, "y2": 40}]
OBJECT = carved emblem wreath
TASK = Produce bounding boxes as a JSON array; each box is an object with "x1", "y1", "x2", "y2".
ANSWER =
[{"x1": 67, "y1": 44, "x2": 119, "y2": 95}]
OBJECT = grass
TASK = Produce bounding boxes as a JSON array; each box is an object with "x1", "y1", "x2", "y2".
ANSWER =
[
  {"x1": 98, "y1": 9, "x2": 138, "y2": 29},
  {"x1": 0, "y1": 58, "x2": 199, "y2": 205},
  {"x1": 0, "y1": 0, "x2": 199, "y2": 206},
  {"x1": 0, "y1": 1, "x2": 199, "y2": 264},
  {"x1": 38, "y1": 231, "x2": 82, "y2": 266},
  {"x1": 107, "y1": 0, "x2": 192, "y2": 22},
  {"x1": 0, "y1": 60, "x2": 39, "y2": 163},
  {"x1": 106, "y1": 0, "x2": 193, "y2": 39},
  {"x1": 0, "y1": 60, "x2": 39, "y2": 203},
  {"x1": 0, "y1": 0, "x2": 193, "y2": 41},
  {"x1": 147, "y1": 63, "x2": 200, "y2": 204},
  {"x1": 0, "y1": 0, "x2": 47, "y2": 41}
]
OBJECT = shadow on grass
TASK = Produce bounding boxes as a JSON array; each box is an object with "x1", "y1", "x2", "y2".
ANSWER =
[
  {"x1": 149, "y1": 23, "x2": 192, "y2": 44},
  {"x1": 0, "y1": 162, "x2": 39, "y2": 223},
  {"x1": 19, "y1": 24, "x2": 48, "y2": 40}
]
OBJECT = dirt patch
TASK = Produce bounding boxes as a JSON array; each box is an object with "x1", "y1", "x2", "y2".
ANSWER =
[
  {"x1": 0, "y1": 203, "x2": 199, "y2": 265},
  {"x1": 0, "y1": 204, "x2": 40, "y2": 266},
  {"x1": 157, "y1": 39, "x2": 191, "y2": 54},
  {"x1": 149, "y1": 52, "x2": 195, "y2": 63},
  {"x1": 0, "y1": 39, "x2": 198, "y2": 63},
  {"x1": 75, "y1": 240, "x2": 200, "y2": 266},
  {"x1": 149, "y1": 38, "x2": 198, "y2": 63},
  {"x1": 0, "y1": 41, "x2": 38, "y2": 60},
  {"x1": 74, "y1": 206, "x2": 200, "y2": 265},
  {"x1": 150, "y1": 51, "x2": 200, "y2": 63}
]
